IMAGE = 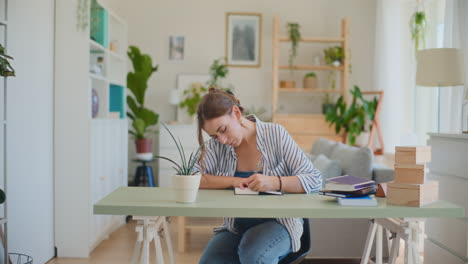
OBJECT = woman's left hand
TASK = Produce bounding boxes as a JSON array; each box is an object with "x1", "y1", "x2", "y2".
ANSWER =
[{"x1": 246, "y1": 173, "x2": 279, "y2": 192}]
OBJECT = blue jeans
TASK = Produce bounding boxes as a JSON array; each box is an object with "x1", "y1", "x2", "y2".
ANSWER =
[{"x1": 199, "y1": 219, "x2": 292, "y2": 264}]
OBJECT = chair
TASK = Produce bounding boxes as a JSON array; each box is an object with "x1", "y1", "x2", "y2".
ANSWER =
[{"x1": 279, "y1": 218, "x2": 311, "y2": 264}]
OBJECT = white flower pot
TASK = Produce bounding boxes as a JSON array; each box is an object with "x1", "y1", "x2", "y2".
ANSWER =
[
  {"x1": 172, "y1": 173, "x2": 201, "y2": 203},
  {"x1": 355, "y1": 132, "x2": 370, "y2": 147}
]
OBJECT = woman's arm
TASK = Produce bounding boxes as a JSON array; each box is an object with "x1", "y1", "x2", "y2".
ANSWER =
[
  {"x1": 240, "y1": 174, "x2": 305, "y2": 193},
  {"x1": 200, "y1": 174, "x2": 243, "y2": 189}
]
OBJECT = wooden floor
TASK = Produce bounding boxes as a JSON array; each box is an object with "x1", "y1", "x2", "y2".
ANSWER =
[{"x1": 47, "y1": 217, "x2": 421, "y2": 264}]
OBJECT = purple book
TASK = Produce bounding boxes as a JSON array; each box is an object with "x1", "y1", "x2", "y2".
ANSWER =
[{"x1": 324, "y1": 175, "x2": 375, "y2": 191}]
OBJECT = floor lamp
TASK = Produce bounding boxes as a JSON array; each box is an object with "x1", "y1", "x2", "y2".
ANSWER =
[{"x1": 416, "y1": 48, "x2": 465, "y2": 132}]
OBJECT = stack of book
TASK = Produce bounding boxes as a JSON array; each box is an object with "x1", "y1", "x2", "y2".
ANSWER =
[
  {"x1": 319, "y1": 175, "x2": 378, "y2": 206},
  {"x1": 387, "y1": 146, "x2": 439, "y2": 207}
]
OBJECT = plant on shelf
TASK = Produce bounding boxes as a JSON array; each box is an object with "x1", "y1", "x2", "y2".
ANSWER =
[
  {"x1": 287, "y1": 23, "x2": 301, "y2": 69},
  {"x1": 179, "y1": 82, "x2": 208, "y2": 118},
  {"x1": 324, "y1": 46, "x2": 344, "y2": 67},
  {"x1": 154, "y1": 123, "x2": 203, "y2": 203},
  {"x1": 206, "y1": 58, "x2": 230, "y2": 91},
  {"x1": 126, "y1": 45, "x2": 159, "y2": 160},
  {"x1": 0, "y1": 43, "x2": 14, "y2": 204},
  {"x1": 279, "y1": 23, "x2": 301, "y2": 89},
  {"x1": 303, "y1": 72, "x2": 317, "y2": 89},
  {"x1": 410, "y1": 10, "x2": 427, "y2": 54},
  {"x1": 325, "y1": 85, "x2": 378, "y2": 146}
]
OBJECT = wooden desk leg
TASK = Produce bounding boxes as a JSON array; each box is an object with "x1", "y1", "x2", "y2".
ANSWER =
[
  {"x1": 376, "y1": 225, "x2": 383, "y2": 264},
  {"x1": 178, "y1": 216, "x2": 186, "y2": 253},
  {"x1": 163, "y1": 218, "x2": 175, "y2": 264},
  {"x1": 361, "y1": 219, "x2": 377, "y2": 264}
]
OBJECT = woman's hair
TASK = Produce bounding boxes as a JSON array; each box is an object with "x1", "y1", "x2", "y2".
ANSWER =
[{"x1": 196, "y1": 88, "x2": 244, "y2": 172}]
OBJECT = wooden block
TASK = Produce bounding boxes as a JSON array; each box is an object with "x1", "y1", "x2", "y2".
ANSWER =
[
  {"x1": 394, "y1": 164, "x2": 426, "y2": 184},
  {"x1": 375, "y1": 183, "x2": 387, "y2": 197},
  {"x1": 395, "y1": 146, "x2": 431, "y2": 164},
  {"x1": 387, "y1": 181, "x2": 439, "y2": 207}
]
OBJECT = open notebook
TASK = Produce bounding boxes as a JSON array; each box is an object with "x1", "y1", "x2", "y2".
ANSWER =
[{"x1": 234, "y1": 188, "x2": 283, "y2": 195}]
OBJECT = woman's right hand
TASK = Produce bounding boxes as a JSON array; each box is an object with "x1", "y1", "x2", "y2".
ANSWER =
[{"x1": 232, "y1": 177, "x2": 250, "y2": 189}]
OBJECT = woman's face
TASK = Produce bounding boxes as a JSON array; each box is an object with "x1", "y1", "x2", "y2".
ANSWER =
[{"x1": 203, "y1": 108, "x2": 244, "y2": 147}]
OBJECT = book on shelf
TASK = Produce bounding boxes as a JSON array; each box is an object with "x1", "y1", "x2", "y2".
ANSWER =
[
  {"x1": 337, "y1": 195, "x2": 378, "y2": 206},
  {"x1": 234, "y1": 188, "x2": 283, "y2": 195},
  {"x1": 319, "y1": 185, "x2": 377, "y2": 198},
  {"x1": 324, "y1": 175, "x2": 376, "y2": 192}
]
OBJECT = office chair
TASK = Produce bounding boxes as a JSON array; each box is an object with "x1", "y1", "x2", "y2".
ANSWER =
[{"x1": 278, "y1": 218, "x2": 311, "y2": 264}]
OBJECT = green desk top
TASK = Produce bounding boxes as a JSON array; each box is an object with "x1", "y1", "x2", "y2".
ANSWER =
[{"x1": 93, "y1": 187, "x2": 464, "y2": 219}]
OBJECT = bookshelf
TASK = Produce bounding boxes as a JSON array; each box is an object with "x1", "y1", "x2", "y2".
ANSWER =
[
  {"x1": 54, "y1": 0, "x2": 128, "y2": 257},
  {"x1": 271, "y1": 16, "x2": 349, "y2": 150}
]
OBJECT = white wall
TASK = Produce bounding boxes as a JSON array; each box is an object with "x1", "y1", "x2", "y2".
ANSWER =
[
  {"x1": 5, "y1": 0, "x2": 55, "y2": 262},
  {"x1": 101, "y1": 0, "x2": 376, "y2": 178}
]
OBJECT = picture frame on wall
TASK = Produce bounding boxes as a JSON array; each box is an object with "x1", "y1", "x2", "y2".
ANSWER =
[
  {"x1": 169, "y1": 35, "x2": 185, "y2": 61},
  {"x1": 225, "y1": 12, "x2": 262, "y2": 67}
]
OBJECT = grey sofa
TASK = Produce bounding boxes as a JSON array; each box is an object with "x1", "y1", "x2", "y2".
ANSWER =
[{"x1": 306, "y1": 138, "x2": 394, "y2": 259}]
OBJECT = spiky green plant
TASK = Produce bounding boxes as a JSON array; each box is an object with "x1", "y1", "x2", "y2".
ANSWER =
[{"x1": 154, "y1": 123, "x2": 203, "y2": 175}]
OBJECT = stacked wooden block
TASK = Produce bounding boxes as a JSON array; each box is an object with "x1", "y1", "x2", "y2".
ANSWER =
[{"x1": 387, "y1": 146, "x2": 439, "y2": 207}]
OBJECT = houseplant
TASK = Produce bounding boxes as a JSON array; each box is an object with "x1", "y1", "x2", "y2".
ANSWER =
[
  {"x1": 325, "y1": 85, "x2": 378, "y2": 146},
  {"x1": 324, "y1": 46, "x2": 344, "y2": 67},
  {"x1": 154, "y1": 123, "x2": 203, "y2": 203},
  {"x1": 127, "y1": 45, "x2": 159, "y2": 160},
  {"x1": 303, "y1": 72, "x2": 317, "y2": 89},
  {"x1": 280, "y1": 23, "x2": 301, "y2": 89},
  {"x1": 0, "y1": 43, "x2": 14, "y2": 204},
  {"x1": 179, "y1": 82, "x2": 207, "y2": 119},
  {"x1": 206, "y1": 58, "x2": 229, "y2": 91},
  {"x1": 410, "y1": 10, "x2": 427, "y2": 53}
]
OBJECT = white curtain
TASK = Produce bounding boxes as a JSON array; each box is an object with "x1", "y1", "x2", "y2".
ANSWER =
[
  {"x1": 440, "y1": 0, "x2": 468, "y2": 133},
  {"x1": 373, "y1": 0, "x2": 402, "y2": 152}
]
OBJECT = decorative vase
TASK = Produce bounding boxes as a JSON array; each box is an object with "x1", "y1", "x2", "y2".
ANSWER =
[
  {"x1": 172, "y1": 173, "x2": 202, "y2": 203},
  {"x1": 355, "y1": 132, "x2": 370, "y2": 147},
  {"x1": 303, "y1": 76, "x2": 317, "y2": 89},
  {"x1": 135, "y1": 138, "x2": 153, "y2": 161},
  {"x1": 332, "y1": 61, "x2": 341, "y2": 67},
  {"x1": 279, "y1": 80, "x2": 295, "y2": 89}
]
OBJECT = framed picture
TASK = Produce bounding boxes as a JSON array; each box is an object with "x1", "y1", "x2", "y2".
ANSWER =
[
  {"x1": 225, "y1": 12, "x2": 262, "y2": 67},
  {"x1": 169, "y1": 36, "x2": 185, "y2": 61}
]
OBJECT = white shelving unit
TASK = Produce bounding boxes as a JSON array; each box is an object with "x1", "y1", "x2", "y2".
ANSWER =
[
  {"x1": 54, "y1": 0, "x2": 128, "y2": 257},
  {"x1": 1, "y1": 0, "x2": 8, "y2": 262}
]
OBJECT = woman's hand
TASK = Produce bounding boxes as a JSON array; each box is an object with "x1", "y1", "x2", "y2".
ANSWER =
[
  {"x1": 232, "y1": 177, "x2": 250, "y2": 189},
  {"x1": 246, "y1": 174, "x2": 279, "y2": 192}
]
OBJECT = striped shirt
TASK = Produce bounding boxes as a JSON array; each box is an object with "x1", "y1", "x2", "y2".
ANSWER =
[{"x1": 193, "y1": 115, "x2": 322, "y2": 252}]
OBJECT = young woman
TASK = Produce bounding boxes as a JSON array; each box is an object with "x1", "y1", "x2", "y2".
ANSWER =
[{"x1": 195, "y1": 88, "x2": 322, "y2": 264}]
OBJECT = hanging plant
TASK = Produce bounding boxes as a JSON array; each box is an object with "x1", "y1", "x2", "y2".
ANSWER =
[
  {"x1": 287, "y1": 23, "x2": 301, "y2": 70},
  {"x1": 410, "y1": 10, "x2": 427, "y2": 54}
]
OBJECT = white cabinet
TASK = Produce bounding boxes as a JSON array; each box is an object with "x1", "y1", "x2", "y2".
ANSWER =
[
  {"x1": 425, "y1": 133, "x2": 468, "y2": 263},
  {"x1": 157, "y1": 123, "x2": 201, "y2": 187},
  {"x1": 54, "y1": 0, "x2": 128, "y2": 257}
]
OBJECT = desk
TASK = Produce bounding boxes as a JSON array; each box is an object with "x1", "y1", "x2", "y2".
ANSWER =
[{"x1": 94, "y1": 187, "x2": 464, "y2": 263}]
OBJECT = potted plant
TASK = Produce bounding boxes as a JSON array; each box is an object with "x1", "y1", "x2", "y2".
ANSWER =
[
  {"x1": 410, "y1": 10, "x2": 427, "y2": 54},
  {"x1": 280, "y1": 23, "x2": 301, "y2": 89},
  {"x1": 324, "y1": 46, "x2": 344, "y2": 67},
  {"x1": 155, "y1": 123, "x2": 203, "y2": 203},
  {"x1": 325, "y1": 85, "x2": 378, "y2": 146},
  {"x1": 179, "y1": 82, "x2": 207, "y2": 122},
  {"x1": 0, "y1": 43, "x2": 14, "y2": 205},
  {"x1": 127, "y1": 45, "x2": 160, "y2": 160},
  {"x1": 303, "y1": 72, "x2": 317, "y2": 89},
  {"x1": 207, "y1": 58, "x2": 229, "y2": 91}
]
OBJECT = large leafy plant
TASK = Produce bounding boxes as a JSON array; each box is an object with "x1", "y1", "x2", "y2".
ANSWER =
[
  {"x1": 155, "y1": 123, "x2": 203, "y2": 175},
  {"x1": 126, "y1": 46, "x2": 159, "y2": 139},
  {"x1": 206, "y1": 58, "x2": 229, "y2": 90},
  {"x1": 325, "y1": 86, "x2": 378, "y2": 145}
]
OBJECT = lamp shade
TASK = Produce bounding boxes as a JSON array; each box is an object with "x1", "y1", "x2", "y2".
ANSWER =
[
  {"x1": 169, "y1": 89, "x2": 180, "y2": 105},
  {"x1": 416, "y1": 48, "x2": 465, "y2": 87}
]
